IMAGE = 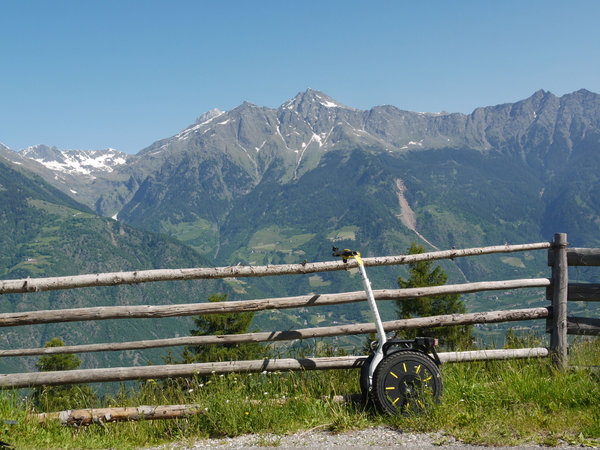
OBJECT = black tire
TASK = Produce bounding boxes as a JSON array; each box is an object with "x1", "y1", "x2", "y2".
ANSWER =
[{"x1": 371, "y1": 351, "x2": 442, "y2": 415}]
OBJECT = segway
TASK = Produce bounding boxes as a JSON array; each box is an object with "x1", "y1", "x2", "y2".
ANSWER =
[{"x1": 332, "y1": 247, "x2": 443, "y2": 415}]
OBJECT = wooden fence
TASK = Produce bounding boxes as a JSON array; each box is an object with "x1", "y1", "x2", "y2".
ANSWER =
[{"x1": 0, "y1": 232, "x2": 598, "y2": 393}]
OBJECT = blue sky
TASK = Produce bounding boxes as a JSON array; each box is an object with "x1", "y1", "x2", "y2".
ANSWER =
[{"x1": 1, "y1": 0, "x2": 599, "y2": 154}]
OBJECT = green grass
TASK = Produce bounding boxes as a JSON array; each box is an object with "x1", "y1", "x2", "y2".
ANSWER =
[
  {"x1": 223, "y1": 278, "x2": 249, "y2": 294},
  {"x1": 500, "y1": 256, "x2": 526, "y2": 268},
  {"x1": 229, "y1": 225, "x2": 315, "y2": 266},
  {"x1": 308, "y1": 274, "x2": 331, "y2": 287},
  {"x1": 411, "y1": 339, "x2": 600, "y2": 447},
  {"x1": 248, "y1": 226, "x2": 315, "y2": 252},
  {"x1": 160, "y1": 217, "x2": 219, "y2": 255},
  {"x1": 327, "y1": 226, "x2": 358, "y2": 242},
  {"x1": 27, "y1": 199, "x2": 90, "y2": 219},
  {"x1": 0, "y1": 339, "x2": 598, "y2": 448}
]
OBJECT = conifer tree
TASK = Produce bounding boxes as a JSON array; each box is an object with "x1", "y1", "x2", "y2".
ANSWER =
[
  {"x1": 31, "y1": 337, "x2": 96, "y2": 411},
  {"x1": 185, "y1": 294, "x2": 268, "y2": 363},
  {"x1": 396, "y1": 243, "x2": 473, "y2": 350}
]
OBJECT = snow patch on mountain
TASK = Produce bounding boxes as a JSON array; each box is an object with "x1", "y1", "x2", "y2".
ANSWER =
[
  {"x1": 314, "y1": 93, "x2": 342, "y2": 109},
  {"x1": 401, "y1": 140, "x2": 425, "y2": 149},
  {"x1": 312, "y1": 133, "x2": 323, "y2": 146},
  {"x1": 18, "y1": 145, "x2": 128, "y2": 176},
  {"x1": 255, "y1": 140, "x2": 266, "y2": 152},
  {"x1": 283, "y1": 89, "x2": 349, "y2": 112},
  {"x1": 195, "y1": 108, "x2": 223, "y2": 125},
  {"x1": 174, "y1": 109, "x2": 226, "y2": 143}
]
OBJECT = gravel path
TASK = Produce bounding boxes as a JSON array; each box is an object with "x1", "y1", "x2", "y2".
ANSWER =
[{"x1": 151, "y1": 426, "x2": 593, "y2": 449}]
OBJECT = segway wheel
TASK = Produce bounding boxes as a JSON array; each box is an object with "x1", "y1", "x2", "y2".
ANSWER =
[{"x1": 372, "y1": 351, "x2": 442, "y2": 415}]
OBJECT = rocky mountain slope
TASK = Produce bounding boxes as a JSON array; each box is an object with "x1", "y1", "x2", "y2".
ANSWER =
[
  {"x1": 0, "y1": 144, "x2": 138, "y2": 216},
  {"x1": 124, "y1": 89, "x2": 600, "y2": 261}
]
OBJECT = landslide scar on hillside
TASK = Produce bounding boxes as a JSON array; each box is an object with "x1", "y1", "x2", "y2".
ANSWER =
[
  {"x1": 395, "y1": 178, "x2": 440, "y2": 251},
  {"x1": 395, "y1": 178, "x2": 416, "y2": 231}
]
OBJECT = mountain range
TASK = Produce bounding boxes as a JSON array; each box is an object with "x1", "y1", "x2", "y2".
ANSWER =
[
  {"x1": 6, "y1": 88, "x2": 600, "y2": 253},
  {"x1": 1, "y1": 87, "x2": 600, "y2": 368}
]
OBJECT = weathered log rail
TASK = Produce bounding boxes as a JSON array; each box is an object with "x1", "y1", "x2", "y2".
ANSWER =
[
  {"x1": 0, "y1": 235, "x2": 597, "y2": 394},
  {"x1": 546, "y1": 283, "x2": 600, "y2": 301},
  {"x1": 0, "y1": 242, "x2": 551, "y2": 295},
  {"x1": 38, "y1": 404, "x2": 208, "y2": 426},
  {"x1": 0, "y1": 306, "x2": 550, "y2": 358},
  {"x1": 0, "y1": 348, "x2": 551, "y2": 389},
  {"x1": 0, "y1": 278, "x2": 550, "y2": 327}
]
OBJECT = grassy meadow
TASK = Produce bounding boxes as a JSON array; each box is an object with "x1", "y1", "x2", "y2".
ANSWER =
[{"x1": 0, "y1": 338, "x2": 598, "y2": 448}]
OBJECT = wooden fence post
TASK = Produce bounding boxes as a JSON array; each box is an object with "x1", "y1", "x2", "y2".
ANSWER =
[{"x1": 550, "y1": 233, "x2": 568, "y2": 369}]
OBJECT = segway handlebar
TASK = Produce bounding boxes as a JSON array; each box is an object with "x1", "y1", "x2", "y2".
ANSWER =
[{"x1": 332, "y1": 247, "x2": 360, "y2": 263}]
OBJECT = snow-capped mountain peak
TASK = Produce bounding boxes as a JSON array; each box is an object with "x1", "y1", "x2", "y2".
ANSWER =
[
  {"x1": 18, "y1": 145, "x2": 129, "y2": 176},
  {"x1": 195, "y1": 108, "x2": 224, "y2": 125},
  {"x1": 282, "y1": 88, "x2": 347, "y2": 111}
]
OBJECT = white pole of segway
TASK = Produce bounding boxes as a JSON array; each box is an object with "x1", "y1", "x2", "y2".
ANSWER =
[{"x1": 353, "y1": 255, "x2": 386, "y2": 390}]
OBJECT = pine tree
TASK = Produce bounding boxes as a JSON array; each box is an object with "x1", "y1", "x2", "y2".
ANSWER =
[
  {"x1": 31, "y1": 337, "x2": 96, "y2": 411},
  {"x1": 396, "y1": 243, "x2": 473, "y2": 350},
  {"x1": 185, "y1": 294, "x2": 268, "y2": 363}
]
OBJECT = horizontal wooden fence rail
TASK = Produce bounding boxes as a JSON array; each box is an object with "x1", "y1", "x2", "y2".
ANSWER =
[
  {"x1": 0, "y1": 348, "x2": 550, "y2": 389},
  {"x1": 0, "y1": 356, "x2": 365, "y2": 388},
  {"x1": 548, "y1": 247, "x2": 600, "y2": 266},
  {"x1": 438, "y1": 347, "x2": 549, "y2": 363},
  {"x1": 0, "y1": 242, "x2": 551, "y2": 295},
  {"x1": 546, "y1": 283, "x2": 600, "y2": 302},
  {"x1": 0, "y1": 307, "x2": 551, "y2": 358},
  {"x1": 546, "y1": 316, "x2": 600, "y2": 336},
  {"x1": 565, "y1": 317, "x2": 600, "y2": 336},
  {"x1": 0, "y1": 278, "x2": 551, "y2": 327}
]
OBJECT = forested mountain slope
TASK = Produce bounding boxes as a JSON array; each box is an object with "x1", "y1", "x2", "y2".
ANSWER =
[{"x1": 0, "y1": 155, "x2": 222, "y2": 373}]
